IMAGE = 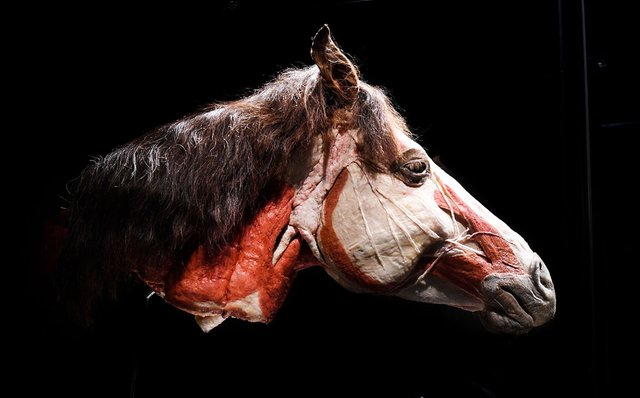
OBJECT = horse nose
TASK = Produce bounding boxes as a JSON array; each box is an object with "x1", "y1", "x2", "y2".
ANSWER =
[
  {"x1": 529, "y1": 255, "x2": 556, "y2": 326},
  {"x1": 480, "y1": 254, "x2": 556, "y2": 333}
]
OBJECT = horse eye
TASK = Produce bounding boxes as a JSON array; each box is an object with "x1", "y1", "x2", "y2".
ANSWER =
[
  {"x1": 398, "y1": 159, "x2": 430, "y2": 187},
  {"x1": 405, "y1": 161, "x2": 428, "y2": 174}
]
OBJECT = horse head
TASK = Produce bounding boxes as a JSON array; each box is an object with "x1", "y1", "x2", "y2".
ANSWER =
[{"x1": 61, "y1": 26, "x2": 555, "y2": 334}]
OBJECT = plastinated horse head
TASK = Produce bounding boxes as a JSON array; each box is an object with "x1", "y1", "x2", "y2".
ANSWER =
[{"x1": 60, "y1": 26, "x2": 555, "y2": 334}]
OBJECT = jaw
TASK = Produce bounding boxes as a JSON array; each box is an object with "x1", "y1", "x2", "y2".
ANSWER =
[
  {"x1": 398, "y1": 242, "x2": 556, "y2": 334},
  {"x1": 396, "y1": 275, "x2": 485, "y2": 312},
  {"x1": 398, "y1": 268, "x2": 556, "y2": 335}
]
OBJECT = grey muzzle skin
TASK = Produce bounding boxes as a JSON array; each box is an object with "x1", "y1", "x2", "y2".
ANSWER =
[{"x1": 480, "y1": 255, "x2": 556, "y2": 334}]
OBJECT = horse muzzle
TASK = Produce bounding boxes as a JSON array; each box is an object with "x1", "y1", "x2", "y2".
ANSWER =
[{"x1": 480, "y1": 254, "x2": 556, "y2": 334}]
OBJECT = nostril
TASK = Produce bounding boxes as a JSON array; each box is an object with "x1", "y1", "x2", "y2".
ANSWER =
[
  {"x1": 530, "y1": 260, "x2": 555, "y2": 307},
  {"x1": 536, "y1": 263, "x2": 553, "y2": 289},
  {"x1": 529, "y1": 255, "x2": 551, "y2": 284},
  {"x1": 539, "y1": 272, "x2": 552, "y2": 290}
]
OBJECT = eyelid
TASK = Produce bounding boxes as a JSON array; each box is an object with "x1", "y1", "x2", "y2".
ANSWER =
[{"x1": 396, "y1": 148, "x2": 429, "y2": 164}]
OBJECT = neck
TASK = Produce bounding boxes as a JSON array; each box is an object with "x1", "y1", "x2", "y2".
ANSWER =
[{"x1": 137, "y1": 184, "x2": 314, "y2": 329}]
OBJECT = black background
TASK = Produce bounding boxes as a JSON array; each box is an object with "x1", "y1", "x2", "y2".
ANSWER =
[{"x1": 14, "y1": 1, "x2": 637, "y2": 397}]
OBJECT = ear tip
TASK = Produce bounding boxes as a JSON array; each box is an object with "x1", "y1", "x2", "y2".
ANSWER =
[
  {"x1": 311, "y1": 24, "x2": 331, "y2": 48},
  {"x1": 316, "y1": 24, "x2": 331, "y2": 37}
]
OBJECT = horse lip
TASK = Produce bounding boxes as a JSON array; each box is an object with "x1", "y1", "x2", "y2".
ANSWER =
[{"x1": 480, "y1": 286, "x2": 535, "y2": 334}]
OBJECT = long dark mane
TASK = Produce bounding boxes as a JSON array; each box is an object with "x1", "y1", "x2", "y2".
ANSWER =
[{"x1": 58, "y1": 65, "x2": 407, "y2": 321}]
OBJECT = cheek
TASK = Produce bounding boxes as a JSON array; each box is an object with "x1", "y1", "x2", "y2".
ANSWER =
[{"x1": 317, "y1": 164, "x2": 454, "y2": 291}]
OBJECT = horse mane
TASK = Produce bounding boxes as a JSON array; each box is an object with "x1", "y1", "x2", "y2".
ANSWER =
[{"x1": 57, "y1": 65, "x2": 409, "y2": 322}]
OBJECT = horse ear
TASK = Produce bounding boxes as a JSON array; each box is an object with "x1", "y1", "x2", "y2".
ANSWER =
[{"x1": 311, "y1": 25, "x2": 359, "y2": 105}]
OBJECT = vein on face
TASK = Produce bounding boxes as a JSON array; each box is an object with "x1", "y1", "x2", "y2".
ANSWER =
[
  {"x1": 374, "y1": 187, "x2": 441, "y2": 241},
  {"x1": 357, "y1": 164, "x2": 410, "y2": 263},
  {"x1": 348, "y1": 167, "x2": 387, "y2": 270}
]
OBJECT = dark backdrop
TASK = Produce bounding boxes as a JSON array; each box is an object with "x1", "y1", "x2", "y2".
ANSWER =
[{"x1": 15, "y1": 1, "x2": 637, "y2": 397}]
